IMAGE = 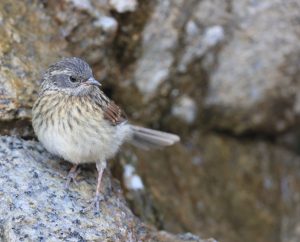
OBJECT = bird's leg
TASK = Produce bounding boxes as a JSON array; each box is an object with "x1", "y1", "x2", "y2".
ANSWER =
[
  {"x1": 81, "y1": 161, "x2": 106, "y2": 213},
  {"x1": 64, "y1": 164, "x2": 81, "y2": 189},
  {"x1": 93, "y1": 161, "x2": 106, "y2": 212}
]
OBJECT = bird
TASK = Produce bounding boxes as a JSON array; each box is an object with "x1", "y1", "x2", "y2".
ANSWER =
[{"x1": 32, "y1": 57, "x2": 180, "y2": 211}]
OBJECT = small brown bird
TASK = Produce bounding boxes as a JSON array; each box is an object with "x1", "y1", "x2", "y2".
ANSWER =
[{"x1": 32, "y1": 57, "x2": 180, "y2": 211}]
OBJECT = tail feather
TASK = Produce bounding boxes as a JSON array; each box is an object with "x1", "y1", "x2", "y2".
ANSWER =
[{"x1": 129, "y1": 125, "x2": 180, "y2": 150}]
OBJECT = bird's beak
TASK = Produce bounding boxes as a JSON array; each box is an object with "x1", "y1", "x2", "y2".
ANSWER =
[{"x1": 84, "y1": 77, "x2": 101, "y2": 86}]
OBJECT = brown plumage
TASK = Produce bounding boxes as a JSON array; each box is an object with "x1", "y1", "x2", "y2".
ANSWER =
[{"x1": 103, "y1": 101, "x2": 127, "y2": 125}]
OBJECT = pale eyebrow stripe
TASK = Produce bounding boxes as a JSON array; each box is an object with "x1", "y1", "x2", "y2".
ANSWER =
[{"x1": 50, "y1": 70, "x2": 73, "y2": 75}]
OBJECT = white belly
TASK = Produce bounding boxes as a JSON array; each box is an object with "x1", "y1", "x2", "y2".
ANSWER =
[{"x1": 33, "y1": 111, "x2": 131, "y2": 164}]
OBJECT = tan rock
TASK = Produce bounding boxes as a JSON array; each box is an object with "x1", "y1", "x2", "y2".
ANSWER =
[
  {"x1": 129, "y1": 133, "x2": 300, "y2": 242},
  {"x1": 0, "y1": 1, "x2": 66, "y2": 122}
]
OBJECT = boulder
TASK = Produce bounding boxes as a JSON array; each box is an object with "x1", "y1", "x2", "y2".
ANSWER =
[
  {"x1": 0, "y1": 136, "x2": 212, "y2": 242},
  {"x1": 129, "y1": 133, "x2": 300, "y2": 242},
  {"x1": 203, "y1": 0, "x2": 300, "y2": 134},
  {"x1": 0, "y1": 0, "x2": 66, "y2": 123}
]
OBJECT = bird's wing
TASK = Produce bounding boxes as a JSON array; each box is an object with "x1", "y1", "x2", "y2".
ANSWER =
[
  {"x1": 103, "y1": 100, "x2": 127, "y2": 126},
  {"x1": 93, "y1": 89, "x2": 127, "y2": 126}
]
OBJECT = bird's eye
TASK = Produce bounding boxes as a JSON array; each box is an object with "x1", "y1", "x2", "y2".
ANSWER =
[{"x1": 69, "y1": 76, "x2": 77, "y2": 83}]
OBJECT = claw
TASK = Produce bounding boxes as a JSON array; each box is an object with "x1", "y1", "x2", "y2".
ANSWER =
[
  {"x1": 82, "y1": 194, "x2": 105, "y2": 214},
  {"x1": 64, "y1": 165, "x2": 81, "y2": 189},
  {"x1": 94, "y1": 194, "x2": 105, "y2": 212}
]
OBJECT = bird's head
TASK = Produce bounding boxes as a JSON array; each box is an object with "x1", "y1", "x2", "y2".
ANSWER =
[{"x1": 40, "y1": 57, "x2": 101, "y2": 96}]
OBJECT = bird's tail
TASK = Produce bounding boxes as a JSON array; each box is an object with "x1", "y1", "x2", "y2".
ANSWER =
[{"x1": 129, "y1": 125, "x2": 180, "y2": 150}]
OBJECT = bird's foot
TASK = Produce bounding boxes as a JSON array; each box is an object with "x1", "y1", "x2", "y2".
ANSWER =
[
  {"x1": 64, "y1": 165, "x2": 81, "y2": 189},
  {"x1": 82, "y1": 194, "x2": 105, "y2": 214}
]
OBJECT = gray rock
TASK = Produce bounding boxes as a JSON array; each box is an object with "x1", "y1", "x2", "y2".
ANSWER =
[
  {"x1": 94, "y1": 16, "x2": 118, "y2": 33},
  {"x1": 109, "y1": 0, "x2": 138, "y2": 13},
  {"x1": 203, "y1": 0, "x2": 300, "y2": 134},
  {"x1": 172, "y1": 96, "x2": 197, "y2": 124},
  {"x1": 133, "y1": 0, "x2": 187, "y2": 97},
  {"x1": 46, "y1": 0, "x2": 118, "y2": 65},
  {"x1": 0, "y1": 136, "x2": 210, "y2": 242},
  {"x1": 2, "y1": 0, "x2": 300, "y2": 241},
  {"x1": 70, "y1": 0, "x2": 93, "y2": 11},
  {"x1": 177, "y1": 0, "x2": 229, "y2": 73},
  {"x1": 178, "y1": 24, "x2": 224, "y2": 73}
]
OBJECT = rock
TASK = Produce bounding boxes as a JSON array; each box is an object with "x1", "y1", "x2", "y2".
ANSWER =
[
  {"x1": 109, "y1": 0, "x2": 138, "y2": 13},
  {"x1": 94, "y1": 16, "x2": 118, "y2": 33},
  {"x1": 0, "y1": 136, "x2": 211, "y2": 242},
  {"x1": 178, "y1": 24, "x2": 224, "y2": 73},
  {"x1": 202, "y1": 26, "x2": 225, "y2": 47},
  {"x1": 1, "y1": 0, "x2": 300, "y2": 241},
  {"x1": 0, "y1": 0, "x2": 119, "y2": 135},
  {"x1": 123, "y1": 164, "x2": 144, "y2": 191},
  {"x1": 133, "y1": 0, "x2": 187, "y2": 97},
  {"x1": 131, "y1": 133, "x2": 300, "y2": 242},
  {"x1": 46, "y1": 0, "x2": 118, "y2": 65},
  {"x1": 153, "y1": 232, "x2": 218, "y2": 242},
  {"x1": 171, "y1": 96, "x2": 197, "y2": 124},
  {"x1": 177, "y1": 0, "x2": 229, "y2": 73},
  {"x1": 203, "y1": 0, "x2": 300, "y2": 134},
  {"x1": 0, "y1": 0, "x2": 66, "y2": 123}
]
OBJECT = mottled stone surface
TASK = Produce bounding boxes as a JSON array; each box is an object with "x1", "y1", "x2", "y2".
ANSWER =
[
  {"x1": 0, "y1": 0, "x2": 299, "y2": 134},
  {"x1": 0, "y1": 136, "x2": 211, "y2": 242},
  {"x1": 203, "y1": 0, "x2": 300, "y2": 134},
  {"x1": 46, "y1": 0, "x2": 118, "y2": 66},
  {"x1": 109, "y1": 0, "x2": 138, "y2": 13},
  {"x1": 128, "y1": 133, "x2": 300, "y2": 242},
  {"x1": 1, "y1": 0, "x2": 300, "y2": 242},
  {"x1": 132, "y1": 0, "x2": 197, "y2": 98},
  {"x1": 0, "y1": 0, "x2": 66, "y2": 122}
]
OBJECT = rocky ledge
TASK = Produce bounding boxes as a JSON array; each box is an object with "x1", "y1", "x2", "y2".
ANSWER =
[{"x1": 0, "y1": 136, "x2": 214, "y2": 242}]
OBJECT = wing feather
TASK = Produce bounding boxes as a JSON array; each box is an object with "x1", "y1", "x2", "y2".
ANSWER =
[{"x1": 103, "y1": 101, "x2": 127, "y2": 125}]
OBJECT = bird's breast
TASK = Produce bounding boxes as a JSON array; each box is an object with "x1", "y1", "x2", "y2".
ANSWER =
[{"x1": 32, "y1": 93, "x2": 131, "y2": 164}]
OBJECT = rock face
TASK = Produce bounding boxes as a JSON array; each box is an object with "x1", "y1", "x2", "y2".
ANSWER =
[
  {"x1": 0, "y1": 136, "x2": 212, "y2": 242},
  {"x1": 1, "y1": 0, "x2": 300, "y2": 242},
  {"x1": 1, "y1": 0, "x2": 299, "y2": 134},
  {"x1": 129, "y1": 134, "x2": 300, "y2": 242},
  {"x1": 0, "y1": 0, "x2": 66, "y2": 123},
  {"x1": 203, "y1": 0, "x2": 300, "y2": 134}
]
